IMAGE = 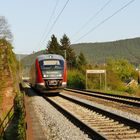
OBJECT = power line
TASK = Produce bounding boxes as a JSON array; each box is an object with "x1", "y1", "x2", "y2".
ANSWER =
[
  {"x1": 41, "y1": 0, "x2": 70, "y2": 47},
  {"x1": 72, "y1": 0, "x2": 112, "y2": 38},
  {"x1": 37, "y1": 0, "x2": 60, "y2": 49},
  {"x1": 74, "y1": 0, "x2": 135, "y2": 43}
]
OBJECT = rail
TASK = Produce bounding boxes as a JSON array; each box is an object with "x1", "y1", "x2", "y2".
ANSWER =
[
  {"x1": 65, "y1": 88, "x2": 140, "y2": 107},
  {"x1": 46, "y1": 93, "x2": 140, "y2": 139}
]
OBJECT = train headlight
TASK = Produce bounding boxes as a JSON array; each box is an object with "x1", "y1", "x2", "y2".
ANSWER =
[
  {"x1": 57, "y1": 74, "x2": 62, "y2": 77},
  {"x1": 43, "y1": 74, "x2": 49, "y2": 78}
]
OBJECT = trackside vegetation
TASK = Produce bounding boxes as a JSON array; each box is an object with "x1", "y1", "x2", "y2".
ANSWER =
[
  {"x1": 0, "y1": 39, "x2": 25, "y2": 139},
  {"x1": 3, "y1": 92, "x2": 26, "y2": 140},
  {"x1": 45, "y1": 34, "x2": 139, "y2": 95},
  {"x1": 0, "y1": 39, "x2": 18, "y2": 109},
  {"x1": 67, "y1": 58, "x2": 138, "y2": 95}
]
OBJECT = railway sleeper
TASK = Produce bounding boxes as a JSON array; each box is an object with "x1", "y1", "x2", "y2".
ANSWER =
[
  {"x1": 80, "y1": 116, "x2": 115, "y2": 121},
  {"x1": 85, "y1": 119, "x2": 116, "y2": 123},
  {"x1": 115, "y1": 134, "x2": 140, "y2": 140},
  {"x1": 102, "y1": 129, "x2": 138, "y2": 135},
  {"x1": 86, "y1": 121, "x2": 119, "y2": 126},
  {"x1": 106, "y1": 134, "x2": 140, "y2": 140},
  {"x1": 93, "y1": 124, "x2": 128, "y2": 129},
  {"x1": 96, "y1": 127, "x2": 130, "y2": 132},
  {"x1": 94, "y1": 125, "x2": 130, "y2": 130}
]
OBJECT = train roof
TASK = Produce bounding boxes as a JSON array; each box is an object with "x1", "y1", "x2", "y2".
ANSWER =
[{"x1": 37, "y1": 54, "x2": 65, "y2": 61}]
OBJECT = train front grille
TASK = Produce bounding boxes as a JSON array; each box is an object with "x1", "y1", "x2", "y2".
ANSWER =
[{"x1": 45, "y1": 80, "x2": 62, "y2": 88}]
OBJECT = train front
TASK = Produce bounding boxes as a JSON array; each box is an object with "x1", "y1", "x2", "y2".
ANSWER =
[{"x1": 36, "y1": 54, "x2": 67, "y2": 93}]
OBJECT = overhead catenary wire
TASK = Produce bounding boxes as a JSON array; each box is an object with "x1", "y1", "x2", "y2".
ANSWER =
[
  {"x1": 72, "y1": 0, "x2": 112, "y2": 38},
  {"x1": 74, "y1": 0, "x2": 135, "y2": 43},
  {"x1": 41, "y1": 0, "x2": 70, "y2": 48},
  {"x1": 37, "y1": 0, "x2": 60, "y2": 48}
]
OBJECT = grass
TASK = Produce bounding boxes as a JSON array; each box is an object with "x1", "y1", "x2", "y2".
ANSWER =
[{"x1": 86, "y1": 87, "x2": 140, "y2": 97}]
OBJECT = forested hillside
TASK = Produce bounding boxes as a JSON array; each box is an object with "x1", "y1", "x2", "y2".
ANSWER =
[
  {"x1": 22, "y1": 37, "x2": 140, "y2": 69},
  {"x1": 71, "y1": 37, "x2": 140, "y2": 65},
  {"x1": 16, "y1": 54, "x2": 28, "y2": 60},
  {"x1": 21, "y1": 50, "x2": 45, "y2": 76}
]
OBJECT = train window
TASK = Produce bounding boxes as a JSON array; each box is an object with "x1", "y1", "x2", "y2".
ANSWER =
[
  {"x1": 39, "y1": 59, "x2": 64, "y2": 70},
  {"x1": 43, "y1": 60, "x2": 60, "y2": 65}
]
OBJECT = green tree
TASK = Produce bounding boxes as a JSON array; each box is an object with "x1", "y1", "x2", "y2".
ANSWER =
[
  {"x1": 47, "y1": 34, "x2": 60, "y2": 54},
  {"x1": 60, "y1": 34, "x2": 70, "y2": 51},
  {"x1": 60, "y1": 34, "x2": 76, "y2": 68},
  {"x1": 107, "y1": 58, "x2": 136, "y2": 81},
  {"x1": 77, "y1": 52, "x2": 87, "y2": 68}
]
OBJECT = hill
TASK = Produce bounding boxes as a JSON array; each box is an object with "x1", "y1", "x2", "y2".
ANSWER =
[
  {"x1": 21, "y1": 50, "x2": 45, "y2": 67},
  {"x1": 21, "y1": 37, "x2": 140, "y2": 76},
  {"x1": 21, "y1": 50, "x2": 45, "y2": 76},
  {"x1": 71, "y1": 37, "x2": 140, "y2": 65},
  {"x1": 16, "y1": 54, "x2": 28, "y2": 60}
]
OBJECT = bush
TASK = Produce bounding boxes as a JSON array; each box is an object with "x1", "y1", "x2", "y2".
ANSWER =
[
  {"x1": 125, "y1": 87, "x2": 135, "y2": 94},
  {"x1": 107, "y1": 58, "x2": 137, "y2": 82},
  {"x1": 67, "y1": 69, "x2": 85, "y2": 89},
  {"x1": 106, "y1": 70, "x2": 124, "y2": 91},
  {"x1": 14, "y1": 92, "x2": 26, "y2": 140}
]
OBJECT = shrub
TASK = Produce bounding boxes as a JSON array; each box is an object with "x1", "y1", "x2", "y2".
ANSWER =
[
  {"x1": 67, "y1": 69, "x2": 85, "y2": 89},
  {"x1": 14, "y1": 92, "x2": 26, "y2": 140},
  {"x1": 125, "y1": 87, "x2": 135, "y2": 94}
]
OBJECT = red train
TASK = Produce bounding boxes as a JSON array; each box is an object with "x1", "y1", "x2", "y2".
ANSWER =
[{"x1": 30, "y1": 54, "x2": 67, "y2": 93}]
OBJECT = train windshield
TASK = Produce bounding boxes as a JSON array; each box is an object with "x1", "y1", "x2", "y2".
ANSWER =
[{"x1": 39, "y1": 59, "x2": 64, "y2": 70}]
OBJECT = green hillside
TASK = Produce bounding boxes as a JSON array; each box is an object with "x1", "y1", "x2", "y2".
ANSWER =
[
  {"x1": 71, "y1": 37, "x2": 140, "y2": 65},
  {"x1": 16, "y1": 54, "x2": 28, "y2": 60},
  {"x1": 21, "y1": 50, "x2": 45, "y2": 76},
  {"x1": 21, "y1": 37, "x2": 140, "y2": 76}
]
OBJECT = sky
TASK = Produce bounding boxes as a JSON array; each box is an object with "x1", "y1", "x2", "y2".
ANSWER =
[{"x1": 0, "y1": 0, "x2": 140, "y2": 54}]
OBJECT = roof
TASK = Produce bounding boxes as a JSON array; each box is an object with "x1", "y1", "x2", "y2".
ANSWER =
[{"x1": 37, "y1": 54, "x2": 64, "y2": 61}]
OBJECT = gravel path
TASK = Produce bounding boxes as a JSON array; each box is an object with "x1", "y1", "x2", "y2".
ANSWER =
[{"x1": 29, "y1": 95, "x2": 91, "y2": 140}]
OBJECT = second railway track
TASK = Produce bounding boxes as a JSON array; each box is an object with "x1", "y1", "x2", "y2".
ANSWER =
[
  {"x1": 63, "y1": 89, "x2": 140, "y2": 119},
  {"x1": 65, "y1": 88, "x2": 140, "y2": 107},
  {"x1": 44, "y1": 93, "x2": 140, "y2": 140}
]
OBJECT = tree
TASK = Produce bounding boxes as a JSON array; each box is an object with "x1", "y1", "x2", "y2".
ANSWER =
[
  {"x1": 60, "y1": 34, "x2": 76, "y2": 68},
  {"x1": 107, "y1": 58, "x2": 136, "y2": 81},
  {"x1": 0, "y1": 16, "x2": 13, "y2": 42},
  {"x1": 60, "y1": 34, "x2": 70, "y2": 50},
  {"x1": 77, "y1": 52, "x2": 87, "y2": 68},
  {"x1": 47, "y1": 34, "x2": 60, "y2": 54}
]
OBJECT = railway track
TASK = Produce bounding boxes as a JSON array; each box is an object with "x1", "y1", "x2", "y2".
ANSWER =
[
  {"x1": 65, "y1": 88, "x2": 140, "y2": 107},
  {"x1": 44, "y1": 94, "x2": 140, "y2": 140}
]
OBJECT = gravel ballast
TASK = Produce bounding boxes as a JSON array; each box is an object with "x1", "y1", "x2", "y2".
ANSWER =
[
  {"x1": 61, "y1": 92, "x2": 140, "y2": 123},
  {"x1": 28, "y1": 94, "x2": 91, "y2": 140}
]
